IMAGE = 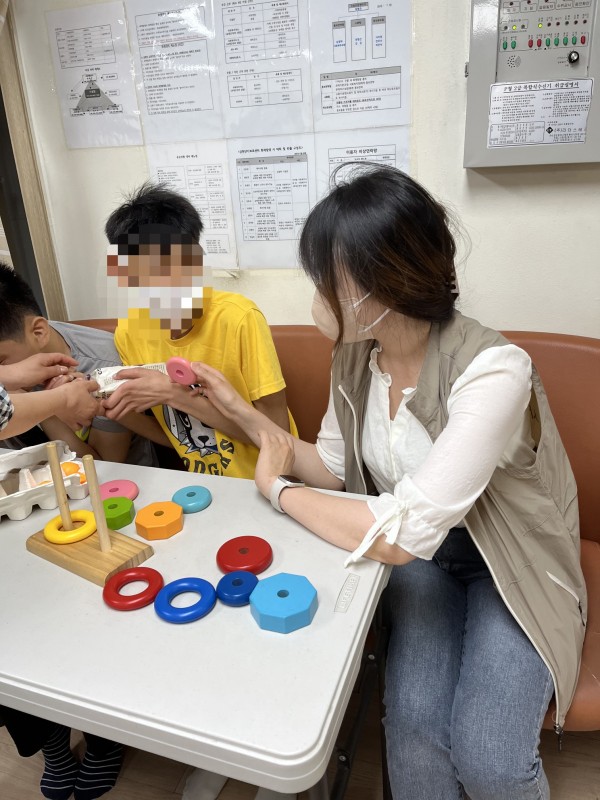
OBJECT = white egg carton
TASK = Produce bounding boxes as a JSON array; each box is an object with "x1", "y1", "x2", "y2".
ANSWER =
[{"x1": 0, "y1": 441, "x2": 89, "y2": 522}]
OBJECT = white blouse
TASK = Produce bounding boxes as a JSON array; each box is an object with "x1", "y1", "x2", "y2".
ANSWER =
[{"x1": 316, "y1": 344, "x2": 535, "y2": 564}]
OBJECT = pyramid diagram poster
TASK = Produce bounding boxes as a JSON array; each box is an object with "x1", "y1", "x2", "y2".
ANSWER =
[{"x1": 47, "y1": 2, "x2": 142, "y2": 147}]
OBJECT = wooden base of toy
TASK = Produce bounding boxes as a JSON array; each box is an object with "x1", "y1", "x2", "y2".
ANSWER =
[{"x1": 26, "y1": 528, "x2": 154, "y2": 587}]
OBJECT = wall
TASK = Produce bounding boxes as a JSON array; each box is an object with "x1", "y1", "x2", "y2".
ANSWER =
[{"x1": 9, "y1": 0, "x2": 600, "y2": 336}]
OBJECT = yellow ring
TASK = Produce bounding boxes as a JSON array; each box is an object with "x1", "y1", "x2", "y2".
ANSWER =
[{"x1": 43, "y1": 510, "x2": 97, "y2": 544}]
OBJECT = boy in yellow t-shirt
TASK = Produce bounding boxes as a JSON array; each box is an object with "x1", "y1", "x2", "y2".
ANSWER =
[{"x1": 103, "y1": 182, "x2": 295, "y2": 478}]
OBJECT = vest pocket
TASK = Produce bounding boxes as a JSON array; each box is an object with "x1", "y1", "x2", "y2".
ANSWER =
[{"x1": 546, "y1": 571, "x2": 586, "y2": 626}]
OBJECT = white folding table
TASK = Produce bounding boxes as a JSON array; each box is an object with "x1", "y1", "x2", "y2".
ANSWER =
[{"x1": 0, "y1": 461, "x2": 389, "y2": 797}]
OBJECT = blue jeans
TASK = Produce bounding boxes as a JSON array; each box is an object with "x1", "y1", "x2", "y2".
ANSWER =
[{"x1": 383, "y1": 528, "x2": 554, "y2": 800}]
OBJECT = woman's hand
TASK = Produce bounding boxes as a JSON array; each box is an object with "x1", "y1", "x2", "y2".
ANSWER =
[
  {"x1": 254, "y1": 429, "x2": 295, "y2": 498},
  {"x1": 188, "y1": 361, "x2": 246, "y2": 421},
  {"x1": 0, "y1": 352, "x2": 78, "y2": 391},
  {"x1": 54, "y1": 379, "x2": 102, "y2": 430}
]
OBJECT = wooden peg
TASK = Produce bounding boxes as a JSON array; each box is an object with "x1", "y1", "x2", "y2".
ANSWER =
[
  {"x1": 46, "y1": 442, "x2": 73, "y2": 531},
  {"x1": 82, "y1": 455, "x2": 112, "y2": 553}
]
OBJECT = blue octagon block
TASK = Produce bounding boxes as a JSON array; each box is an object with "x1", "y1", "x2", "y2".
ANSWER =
[
  {"x1": 172, "y1": 485, "x2": 212, "y2": 513},
  {"x1": 250, "y1": 572, "x2": 318, "y2": 634}
]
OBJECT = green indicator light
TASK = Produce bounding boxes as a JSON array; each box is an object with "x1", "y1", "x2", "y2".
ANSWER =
[
  {"x1": 554, "y1": 36, "x2": 560, "y2": 45},
  {"x1": 511, "y1": 39, "x2": 517, "y2": 48},
  {"x1": 503, "y1": 40, "x2": 508, "y2": 49},
  {"x1": 546, "y1": 37, "x2": 551, "y2": 46},
  {"x1": 572, "y1": 35, "x2": 577, "y2": 44},
  {"x1": 563, "y1": 36, "x2": 568, "y2": 45}
]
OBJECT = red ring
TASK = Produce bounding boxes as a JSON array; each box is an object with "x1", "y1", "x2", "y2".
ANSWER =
[
  {"x1": 216, "y1": 535, "x2": 273, "y2": 575},
  {"x1": 103, "y1": 567, "x2": 164, "y2": 611}
]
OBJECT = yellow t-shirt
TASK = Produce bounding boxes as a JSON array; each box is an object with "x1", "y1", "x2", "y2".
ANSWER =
[{"x1": 114, "y1": 291, "x2": 296, "y2": 478}]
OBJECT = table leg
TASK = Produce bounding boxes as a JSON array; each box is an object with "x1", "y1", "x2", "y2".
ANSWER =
[{"x1": 307, "y1": 774, "x2": 329, "y2": 800}]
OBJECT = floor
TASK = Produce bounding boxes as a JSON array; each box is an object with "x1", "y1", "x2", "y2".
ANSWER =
[{"x1": 1, "y1": 691, "x2": 599, "y2": 799}]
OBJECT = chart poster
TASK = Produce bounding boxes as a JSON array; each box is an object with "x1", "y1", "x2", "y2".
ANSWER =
[
  {"x1": 227, "y1": 133, "x2": 316, "y2": 267},
  {"x1": 125, "y1": 0, "x2": 224, "y2": 143},
  {"x1": 214, "y1": 0, "x2": 313, "y2": 137},
  {"x1": 308, "y1": 0, "x2": 411, "y2": 132},
  {"x1": 315, "y1": 127, "x2": 410, "y2": 199},
  {"x1": 46, "y1": 2, "x2": 143, "y2": 148},
  {"x1": 146, "y1": 140, "x2": 238, "y2": 269}
]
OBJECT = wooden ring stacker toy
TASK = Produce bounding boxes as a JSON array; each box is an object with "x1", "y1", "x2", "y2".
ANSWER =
[
  {"x1": 26, "y1": 445, "x2": 154, "y2": 587},
  {"x1": 166, "y1": 356, "x2": 197, "y2": 386},
  {"x1": 154, "y1": 577, "x2": 216, "y2": 623},
  {"x1": 103, "y1": 567, "x2": 164, "y2": 611},
  {"x1": 44, "y1": 509, "x2": 96, "y2": 544},
  {"x1": 216, "y1": 536, "x2": 273, "y2": 575}
]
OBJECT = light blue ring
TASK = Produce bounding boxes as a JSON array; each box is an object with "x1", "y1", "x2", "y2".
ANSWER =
[
  {"x1": 171, "y1": 485, "x2": 212, "y2": 513},
  {"x1": 154, "y1": 577, "x2": 216, "y2": 624}
]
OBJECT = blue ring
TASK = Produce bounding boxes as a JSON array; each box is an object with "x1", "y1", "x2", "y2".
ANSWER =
[
  {"x1": 216, "y1": 570, "x2": 259, "y2": 607},
  {"x1": 154, "y1": 578, "x2": 216, "y2": 624},
  {"x1": 171, "y1": 485, "x2": 212, "y2": 513}
]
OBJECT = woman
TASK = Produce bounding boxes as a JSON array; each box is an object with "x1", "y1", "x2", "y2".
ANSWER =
[{"x1": 190, "y1": 165, "x2": 585, "y2": 800}]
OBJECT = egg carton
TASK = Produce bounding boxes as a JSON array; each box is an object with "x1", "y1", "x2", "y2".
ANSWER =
[{"x1": 0, "y1": 441, "x2": 89, "y2": 522}]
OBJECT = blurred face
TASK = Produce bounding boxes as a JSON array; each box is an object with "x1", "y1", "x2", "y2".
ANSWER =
[
  {"x1": 107, "y1": 238, "x2": 212, "y2": 335},
  {"x1": 107, "y1": 242, "x2": 204, "y2": 288}
]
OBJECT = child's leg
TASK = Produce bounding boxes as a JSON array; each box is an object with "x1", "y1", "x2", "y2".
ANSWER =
[
  {"x1": 0, "y1": 706, "x2": 78, "y2": 799},
  {"x1": 74, "y1": 734, "x2": 124, "y2": 800}
]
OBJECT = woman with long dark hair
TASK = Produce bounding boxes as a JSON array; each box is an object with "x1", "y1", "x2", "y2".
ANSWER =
[{"x1": 189, "y1": 165, "x2": 585, "y2": 800}]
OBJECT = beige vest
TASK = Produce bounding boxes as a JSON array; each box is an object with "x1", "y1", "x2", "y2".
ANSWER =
[{"x1": 331, "y1": 312, "x2": 586, "y2": 730}]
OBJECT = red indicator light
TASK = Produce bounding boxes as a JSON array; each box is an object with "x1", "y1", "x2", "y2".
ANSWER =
[
  {"x1": 528, "y1": 39, "x2": 533, "y2": 47},
  {"x1": 537, "y1": 38, "x2": 542, "y2": 47},
  {"x1": 581, "y1": 35, "x2": 586, "y2": 44}
]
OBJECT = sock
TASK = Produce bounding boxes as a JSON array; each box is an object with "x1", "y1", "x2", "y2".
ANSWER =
[
  {"x1": 181, "y1": 768, "x2": 228, "y2": 800},
  {"x1": 40, "y1": 724, "x2": 79, "y2": 800},
  {"x1": 73, "y1": 742, "x2": 124, "y2": 800}
]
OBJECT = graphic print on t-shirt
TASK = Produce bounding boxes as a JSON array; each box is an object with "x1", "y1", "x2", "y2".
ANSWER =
[{"x1": 162, "y1": 405, "x2": 219, "y2": 457}]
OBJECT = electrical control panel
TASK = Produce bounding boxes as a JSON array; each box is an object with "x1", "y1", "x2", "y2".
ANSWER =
[{"x1": 464, "y1": 0, "x2": 600, "y2": 166}]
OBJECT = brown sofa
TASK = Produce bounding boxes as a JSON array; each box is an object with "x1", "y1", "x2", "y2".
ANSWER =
[{"x1": 72, "y1": 320, "x2": 599, "y2": 733}]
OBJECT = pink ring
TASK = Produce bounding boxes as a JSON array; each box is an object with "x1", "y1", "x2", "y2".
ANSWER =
[
  {"x1": 103, "y1": 567, "x2": 164, "y2": 611},
  {"x1": 99, "y1": 479, "x2": 139, "y2": 501},
  {"x1": 166, "y1": 357, "x2": 197, "y2": 386}
]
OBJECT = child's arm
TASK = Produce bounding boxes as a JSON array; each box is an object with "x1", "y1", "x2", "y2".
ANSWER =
[
  {"x1": 102, "y1": 369, "x2": 253, "y2": 443},
  {"x1": 118, "y1": 411, "x2": 172, "y2": 448},
  {"x1": 253, "y1": 389, "x2": 291, "y2": 433}
]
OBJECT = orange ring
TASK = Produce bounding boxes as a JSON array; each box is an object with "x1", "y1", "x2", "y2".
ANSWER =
[{"x1": 43, "y1": 510, "x2": 97, "y2": 544}]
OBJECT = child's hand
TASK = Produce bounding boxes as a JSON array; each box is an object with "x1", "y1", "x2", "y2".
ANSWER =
[
  {"x1": 45, "y1": 371, "x2": 87, "y2": 390},
  {"x1": 102, "y1": 368, "x2": 175, "y2": 419},
  {"x1": 55, "y1": 379, "x2": 102, "y2": 430},
  {"x1": 0, "y1": 352, "x2": 78, "y2": 391}
]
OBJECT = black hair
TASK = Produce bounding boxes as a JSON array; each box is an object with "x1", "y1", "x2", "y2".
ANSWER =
[
  {"x1": 0, "y1": 262, "x2": 43, "y2": 340},
  {"x1": 104, "y1": 181, "x2": 203, "y2": 244},
  {"x1": 299, "y1": 164, "x2": 459, "y2": 343}
]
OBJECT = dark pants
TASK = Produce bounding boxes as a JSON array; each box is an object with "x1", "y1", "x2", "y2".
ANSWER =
[{"x1": 0, "y1": 705, "x2": 115, "y2": 758}]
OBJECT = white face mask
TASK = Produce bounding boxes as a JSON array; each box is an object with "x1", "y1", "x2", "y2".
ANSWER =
[{"x1": 311, "y1": 290, "x2": 390, "y2": 342}]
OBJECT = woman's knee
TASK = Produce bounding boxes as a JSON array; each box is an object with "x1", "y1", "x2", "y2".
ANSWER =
[{"x1": 452, "y1": 737, "x2": 549, "y2": 800}]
